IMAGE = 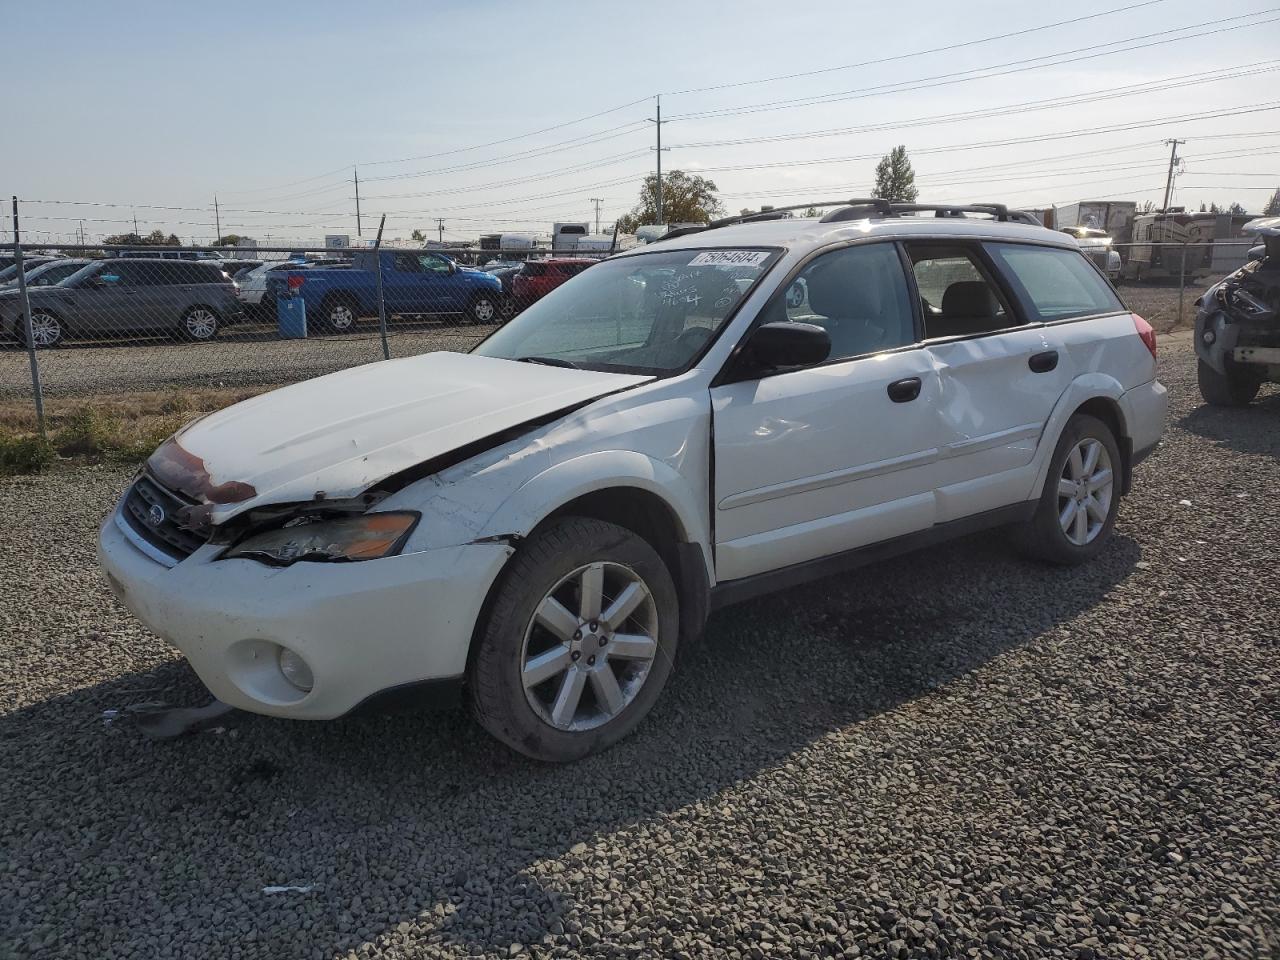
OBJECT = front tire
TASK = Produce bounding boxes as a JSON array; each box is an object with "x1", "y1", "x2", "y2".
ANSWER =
[
  {"x1": 18, "y1": 309, "x2": 64, "y2": 348},
  {"x1": 467, "y1": 292, "x2": 499, "y2": 325},
  {"x1": 1197, "y1": 358, "x2": 1262, "y2": 407},
  {"x1": 469, "y1": 517, "x2": 679, "y2": 762},
  {"x1": 1014, "y1": 413, "x2": 1122, "y2": 566}
]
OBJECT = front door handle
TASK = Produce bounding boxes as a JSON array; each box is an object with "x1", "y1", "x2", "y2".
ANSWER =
[
  {"x1": 1029, "y1": 350, "x2": 1059, "y2": 373},
  {"x1": 887, "y1": 377, "x2": 922, "y2": 403}
]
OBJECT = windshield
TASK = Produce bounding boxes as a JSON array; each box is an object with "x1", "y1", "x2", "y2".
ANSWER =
[
  {"x1": 474, "y1": 247, "x2": 780, "y2": 374},
  {"x1": 25, "y1": 261, "x2": 86, "y2": 286}
]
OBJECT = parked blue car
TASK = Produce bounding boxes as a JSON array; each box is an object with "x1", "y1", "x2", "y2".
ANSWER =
[{"x1": 268, "y1": 250, "x2": 505, "y2": 332}]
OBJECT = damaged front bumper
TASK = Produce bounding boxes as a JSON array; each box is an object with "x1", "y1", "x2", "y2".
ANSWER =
[
  {"x1": 1194, "y1": 238, "x2": 1280, "y2": 377},
  {"x1": 98, "y1": 502, "x2": 514, "y2": 720}
]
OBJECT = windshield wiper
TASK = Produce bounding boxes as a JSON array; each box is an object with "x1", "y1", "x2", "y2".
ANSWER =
[{"x1": 515, "y1": 355, "x2": 580, "y2": 369}]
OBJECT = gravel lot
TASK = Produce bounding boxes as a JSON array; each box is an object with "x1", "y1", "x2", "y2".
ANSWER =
[{"x1": 2, "y1": 336, "x2": 1277, "y2": 960}]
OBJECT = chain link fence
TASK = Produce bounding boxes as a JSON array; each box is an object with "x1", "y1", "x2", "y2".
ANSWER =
[
  {"x1": 0, "y1": 239, "x2": 606, "y2": 423},
  {"x1": 0, "y1": 231, "x2": 1263, "y2": 431}
]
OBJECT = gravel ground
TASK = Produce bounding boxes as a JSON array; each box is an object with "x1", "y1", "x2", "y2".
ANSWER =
[{"x1": 1, "y1": 336, "x2": 1277, "y2": 960}]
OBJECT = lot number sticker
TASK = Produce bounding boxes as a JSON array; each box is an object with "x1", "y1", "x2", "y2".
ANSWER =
[{"x1": 689, "y1": 250, "x2": 770, "y2": 267}]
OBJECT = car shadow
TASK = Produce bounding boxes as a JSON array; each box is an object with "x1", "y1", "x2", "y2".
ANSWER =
[
  {"x1": 2, "y1": 531, "x2": 1141, "y2": 958},
  {"x1": 1176, "y1": 385, "x2": 1280, "y2": 462}
]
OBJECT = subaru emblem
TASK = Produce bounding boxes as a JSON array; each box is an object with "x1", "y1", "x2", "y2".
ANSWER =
[{"x1": 147, "y1": 503, "x2": 165, "y2": 527}]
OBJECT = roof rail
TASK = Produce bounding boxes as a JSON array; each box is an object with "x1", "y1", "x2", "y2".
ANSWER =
[{"x1": 655, "y1": 198, "x2": 1032, "y2": 242}]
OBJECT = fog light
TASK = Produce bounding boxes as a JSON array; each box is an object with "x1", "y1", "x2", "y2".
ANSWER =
[
  {"x1": 1202, "y1": 329, "x2": 1216, "y2": 345},
  {"x1": 278, "y1": 647, "x2": 314, "y2": 692}
]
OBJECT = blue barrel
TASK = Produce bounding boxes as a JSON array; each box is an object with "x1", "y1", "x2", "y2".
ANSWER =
[{"x1": 277, "y1": 296, "x2": 307, "y2": 339}]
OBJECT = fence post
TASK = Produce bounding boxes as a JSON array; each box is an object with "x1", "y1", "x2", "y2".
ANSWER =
[
  {"x1": 1177, "y1": 242, "x2": 1188, "y2": 329},
  {"x1": 10, "y1": 197, "x2": 46, "y2": 437},
  {"x1": 372, "y1": 214, "x2": 390, "y2": 362}
]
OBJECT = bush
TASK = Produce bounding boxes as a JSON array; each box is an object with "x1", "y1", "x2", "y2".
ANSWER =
[{"x1": 0, "y1": 434, "x2": 55, "y2": 475}]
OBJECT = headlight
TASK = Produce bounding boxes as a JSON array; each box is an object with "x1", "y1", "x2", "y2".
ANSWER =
[{"x1": 223, "y1": 512, "x2": 419, "y2": 565}]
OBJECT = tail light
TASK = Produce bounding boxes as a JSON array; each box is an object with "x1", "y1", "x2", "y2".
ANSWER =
[
  {"x1": 1132, "y1": 313, "x2": 1156, "y2": 359},
  {"x1": 287, "y1": 274, "x2": 306, "y2": 291}
]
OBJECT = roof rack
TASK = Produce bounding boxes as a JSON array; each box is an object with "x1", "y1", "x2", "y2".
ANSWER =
[{"x1": 655, "y1": 198, "x2": 1035, "y2": 242}]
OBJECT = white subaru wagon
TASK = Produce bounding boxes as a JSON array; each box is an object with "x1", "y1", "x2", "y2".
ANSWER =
[{"x1": 99, "y1": 201, "x2": 1168, "y2": 761}]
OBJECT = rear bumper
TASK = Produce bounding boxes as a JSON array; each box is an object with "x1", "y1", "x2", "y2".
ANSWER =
[
  {"x1": 98, "y1": 502, "x2": 513, "y2": 720},
  {"x1": 1119, "y1": 377, "x2": 1168, "y2": 484}
]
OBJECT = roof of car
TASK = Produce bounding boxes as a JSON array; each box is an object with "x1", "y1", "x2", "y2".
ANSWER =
[{"x1": 616, "y1": 214, "x2": 1074, "y2": 258}]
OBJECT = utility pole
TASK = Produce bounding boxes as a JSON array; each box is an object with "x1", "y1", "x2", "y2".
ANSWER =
[
  {"x1": 648, "y1": 95, "x2": 671, "y2": 227},
  {"x1": 214, "y1": 195, "x2": 221, "y2": 244},
  {"x1": 133, "y1": 210, "x2": 139, "y2": 236},
  {"x1": 78, "y1": 220, "x2": 85, "y2": 246},
  {"x1": 589, "y1": 198, "x2": 603, "y2": 234},
  {"x1": 1161, "y1": 138, "x2": 1185, "y2": 212},
  {"x1": 436, "y1": 218, "x2": 445, "y2": 244},
  {"x1": 354, "y1": 166, "x2": 363, "y2": 237}
]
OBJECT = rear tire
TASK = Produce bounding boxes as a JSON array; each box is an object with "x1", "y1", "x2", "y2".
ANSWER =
[
  {"x1": 1013, "y1": 413, "x2": 1122, "y2": 566},
  {"x1": 180, "y1": 305, "x2": 220, "y2": 341},
  {"x1": 469, "y1": 517, "x2": 679, "y2": 762},
  {"x1": 1198, "y1": 358, "x2": 1262, "y2": 407},
  {"x1": 467, "y1": 292, "x2": 499, "y2": 325},
  {"x1": 320, "y1": 296, "x2": 359, "y2": 333}
]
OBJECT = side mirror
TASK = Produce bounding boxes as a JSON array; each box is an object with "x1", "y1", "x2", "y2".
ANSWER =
[
  {"x1": 739, "y1": 321, "x2": 830, "y2": 374},
  {"x1": 1247, "y1": 244, "x2": 1265, "y2": 263}
]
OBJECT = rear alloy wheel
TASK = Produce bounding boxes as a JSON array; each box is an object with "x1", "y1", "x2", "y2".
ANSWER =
[
  {"x1": 324, "y1": 300, "x2": 357, "y2": 333},
  {"x1": 1014, "y1": 413, "x2": 1122, "y2": 565},
  {"x1": 181, "y1": 306, "x2": 219, "y2": 341},
  {"x1": 1197, "y1": 358, "x2": 1262, "y2": 407},
  {"x1": 468, "y1": 293, "x2": 499, "y2": 325},
  {"x1": 22, "y1": 310, "x2": 64, "y2": 348},
  {"x1": 469, "y1": 517, "x2": 679, "y2": 761}
]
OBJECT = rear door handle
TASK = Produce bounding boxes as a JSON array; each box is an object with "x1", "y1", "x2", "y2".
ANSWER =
[
  {"x1": 1029, "y1": 350, "x2": 1059, "y2": 373},
  {"x1": 887, "y1": 377, "x2": 922, "y2": 403}
]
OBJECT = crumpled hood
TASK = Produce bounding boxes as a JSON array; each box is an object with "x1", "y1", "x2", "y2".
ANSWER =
[{"x1": 164, "y1": 352, "x2": 650, "y2": 523}]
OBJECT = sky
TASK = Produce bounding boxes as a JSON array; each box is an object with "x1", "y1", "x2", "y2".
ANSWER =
[{"x1": 4, "y1": 0, "x2": 1278, "y2": 245}]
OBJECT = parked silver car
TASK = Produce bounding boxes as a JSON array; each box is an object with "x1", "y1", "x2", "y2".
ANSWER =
[{"x1": 0, "y1": 258, "x2": 242, "y2": 347}]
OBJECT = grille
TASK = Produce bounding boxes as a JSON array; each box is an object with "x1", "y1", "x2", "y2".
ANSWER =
[{"x1": 122, "y1": 475, "x2": 209, "y2": 561}]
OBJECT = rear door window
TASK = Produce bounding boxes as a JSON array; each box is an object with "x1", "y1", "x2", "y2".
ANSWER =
[
  {"x1": 985, "y1": 243, "x2": 1125, "y2": 322},
  {"x1": 905, "y1": 244, "x2": 1018, "y2": 340}
]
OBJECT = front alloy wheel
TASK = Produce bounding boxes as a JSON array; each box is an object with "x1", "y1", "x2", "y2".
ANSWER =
[
  {"x1": 521, "y1": 561, "x2": 659, "y2": 731},
  {"x1": 24, "y1": 310, "x2": 63, "y2": 348},
  {"x1": 469, "y1": 516, "x2": 679, "y2": 762},
  {"x1": 469, "y1": 294, "x2": 498, "y2": 324}
]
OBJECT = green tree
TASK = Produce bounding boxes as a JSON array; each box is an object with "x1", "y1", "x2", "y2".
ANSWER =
[
  {"x1": 616, "y1": 171, "x2": 724, "y2": 231},
  {"x1": 411, "y1": 229, "x2": 426, "y2": 242},
  {"x1": 1264, "y1": 188, "x2": 1280, "y2": 216},
  {"x1": 216, "y1": 234, "x2": 241, "y2": 247},
  {"x1": 802, "y1": 206, "x2": 823, "y2": 218},
  {"x1": 872, "y1": 145, "x2": 918, "y2": 203},
  {"x1": 1227, "y1": 202, "x2": 1246, "y2": 216},
  {"x1": 103, "y1": 230, "x2": 181, "y2": 246}
]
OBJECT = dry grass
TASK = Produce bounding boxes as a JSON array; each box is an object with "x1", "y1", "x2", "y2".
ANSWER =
[{"x1": 0, "y1": 386, "x2": 274, "y2": 476}]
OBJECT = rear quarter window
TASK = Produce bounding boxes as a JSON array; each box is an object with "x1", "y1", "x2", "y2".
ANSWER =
[{"x1": 985, "y1": 242, "x2": 1124, "y2": 322}]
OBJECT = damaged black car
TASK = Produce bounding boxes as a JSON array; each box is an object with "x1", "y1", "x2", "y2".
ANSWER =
[{"x1": 1195, "y1": 217, "x2": 1280, "y2": 406}]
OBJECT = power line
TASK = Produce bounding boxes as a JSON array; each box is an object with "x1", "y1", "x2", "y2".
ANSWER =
[
  {"x1": 662, "y1": 0, "x2": 1171, "y2": 96},
  {"x1": 670, "y1": 66, "x2": 1280, "y2": 150},
  {"x1": 356, "y1": 96, "x2": 653, "y2": 167},
  {"x1": 668, "y1": 10, "x2": 1279, "y2": 122}
]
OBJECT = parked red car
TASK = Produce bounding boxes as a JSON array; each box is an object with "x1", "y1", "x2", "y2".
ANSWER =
[{"x1": 511, "y1": 258, "x2": 595, "y2": 307}]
